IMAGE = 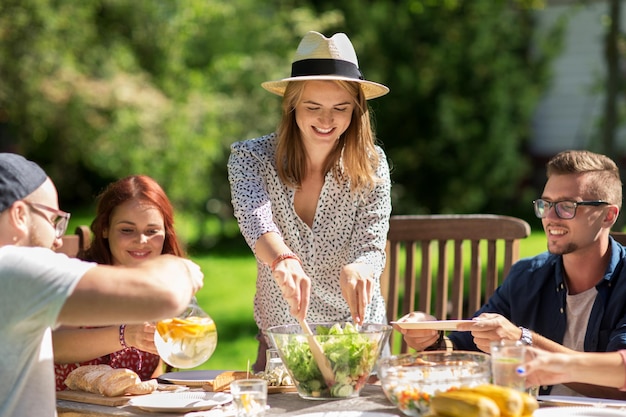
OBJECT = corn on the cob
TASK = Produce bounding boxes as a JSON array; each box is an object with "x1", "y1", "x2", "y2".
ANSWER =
[
  {"x1": 430, "y1": 390, "x2": 500, "y2": 417},
  {"x1": 519, "y1": 391, "x2": 539, "y2": 416},
  {"x1": 456, "y1": 384, "x2": 523, "y2": 417}
]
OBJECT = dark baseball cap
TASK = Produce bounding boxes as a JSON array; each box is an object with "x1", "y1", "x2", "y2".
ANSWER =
[{"x1": 0, "y1": 153, "x2": 47, "y2": 212}]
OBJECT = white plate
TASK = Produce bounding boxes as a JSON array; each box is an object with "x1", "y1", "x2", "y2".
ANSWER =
[
  {"x1": 158, "y1": 370, "x2": 225, "y2": 387},
  {"x1": 534, "y1": 407, "x2": 626, "y2": 416},
  {"x1": 537, "y1": 395, "x2": 626, "y2": 409},
  {"x1": 128, "y1": 391, "x2": 232, "y2": 412},
  {"x1": 296, "y1": 413, "x2": 400, "y2": 417},
  {"x1": 391, "y1": 320, "x2": 473, "y2": 330}
]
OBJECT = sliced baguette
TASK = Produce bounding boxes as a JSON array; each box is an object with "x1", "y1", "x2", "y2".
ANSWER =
[
  {"x1": 64, "y1": 365, "x2": 157, "y2": 397},
  {"x1": 98, "y1": 368, "x2": 141, "y2": 397},
  {"x1": 64, "y1": 364, "x2": 114, "y2": 393},
  {"x1": 125, "y1": 378, "x2": 159, "y2": 395}
]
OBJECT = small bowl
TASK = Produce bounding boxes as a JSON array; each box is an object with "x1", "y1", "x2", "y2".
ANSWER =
[
  {"x1": 266, "y1": 322, "x2": 391, "y2": 400},
  {"x1": 378, "y1": 351, "x2": 491, "y2": 417}
]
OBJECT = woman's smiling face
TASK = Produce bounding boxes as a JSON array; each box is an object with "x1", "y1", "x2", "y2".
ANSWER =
[
  {"x1": 103, "y1": 198, "x2": 166, "y2": 266},
  {"x1": 295, "y1": 80, "x2": 355, "y2": 149}
]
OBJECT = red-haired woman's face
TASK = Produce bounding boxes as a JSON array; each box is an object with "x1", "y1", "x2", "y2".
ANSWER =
[{"x1": 103, "y1": 198, "x2": 166, "y2": 266}]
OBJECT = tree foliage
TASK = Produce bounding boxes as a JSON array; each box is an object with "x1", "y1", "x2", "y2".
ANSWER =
[
  {"x1": 0, "y1": 0, "x2": 565, "y2": 248},
  {"x1": 0, "y1": 0, "x2": 341, "y2": 247},
  {"x1": 311, "y1": 0, "x2": 563, "y2": 215}
]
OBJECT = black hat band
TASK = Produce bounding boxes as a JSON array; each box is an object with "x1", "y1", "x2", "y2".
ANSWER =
[{"x1": 291, "y1": 59, "x2": 363, "y2": 80}]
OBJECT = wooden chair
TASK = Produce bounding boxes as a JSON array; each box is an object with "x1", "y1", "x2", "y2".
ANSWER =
[
  {"x1": 381, "y1": 214, "x2": 531, "y2": 353},
  {"x1": 610, "y1": 231, "x2": 626, "y2": 245},
  {"x1": 56, "y1": 225, "x2": 92, "y2": 258}
]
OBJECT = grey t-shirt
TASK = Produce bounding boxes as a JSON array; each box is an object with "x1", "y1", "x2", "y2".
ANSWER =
[
  {"x1": 0, "y1": 246, "x2": 95, "y2": 417},
  {"x1": 550, "y1": 286, "x2": 598, "y2": 397}
]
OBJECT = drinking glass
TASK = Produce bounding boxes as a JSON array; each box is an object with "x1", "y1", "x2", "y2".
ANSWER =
[
  {"x1": 265, "y1": 348, "x2": 283, "y2": 374},
  {"x1": 231, "y1": 379, "x2": 268, "y2": 417},
  {"x1": 490, "y1": 340, "x2": 526, "y2": 391}
]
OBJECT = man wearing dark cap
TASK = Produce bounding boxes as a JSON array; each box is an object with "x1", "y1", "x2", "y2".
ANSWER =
[{"x1": 0, "y1": 153, "x2": 204, "y2": 417}]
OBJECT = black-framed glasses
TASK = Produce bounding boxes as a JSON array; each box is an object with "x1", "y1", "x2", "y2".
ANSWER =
[
  {"x1": 533, "y1": 199, "x2": 610, "y2": 220},
  {"x1": 26, "y1": 202, "x2": 71, "y2": 239}
]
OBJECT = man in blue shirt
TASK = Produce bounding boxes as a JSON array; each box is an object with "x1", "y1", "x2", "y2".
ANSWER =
[{"x1": 397, "y1": 150, "x2": 626, "y2": 399}]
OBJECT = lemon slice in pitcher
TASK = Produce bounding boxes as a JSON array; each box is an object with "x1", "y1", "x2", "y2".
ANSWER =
[{"x1": 155, "y1": 299, "x2": 218, "y2": 368}]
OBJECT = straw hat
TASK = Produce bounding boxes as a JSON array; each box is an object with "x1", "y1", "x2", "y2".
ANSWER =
[{"x1": 262, "y1": 31, "x2": 389, "y2": 100}]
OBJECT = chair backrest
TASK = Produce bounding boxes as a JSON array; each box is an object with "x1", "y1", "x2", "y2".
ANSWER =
[
  {"x1": 56, "y1": 225, "x2": 92, "y2": 258},
  {"x1": 381, "y1": 214, "x2": 531, "y2": 353},
  {"x1": 610, "y1": 231, "x2": 626, "y2": 245}
]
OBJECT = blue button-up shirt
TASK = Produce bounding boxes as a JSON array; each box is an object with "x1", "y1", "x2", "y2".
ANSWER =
[{"x1": 449, "y1": 237, "x2": 626, "y2": 394}]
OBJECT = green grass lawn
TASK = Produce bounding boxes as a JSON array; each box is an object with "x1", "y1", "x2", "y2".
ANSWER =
[
  {"x1": 519, "y1": 229, "x2": 547, "y2": 259},
  {"x1": 190, "y1": 253, "x2": 259, "y2": 372}
]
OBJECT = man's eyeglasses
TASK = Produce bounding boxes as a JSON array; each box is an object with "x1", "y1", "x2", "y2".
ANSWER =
[
  {"x1": 26, "y1": 202, "x2": 71, "y2": 239},
  {"x1": 533, "y1": 199, "x2": 609, "y2": 220}
]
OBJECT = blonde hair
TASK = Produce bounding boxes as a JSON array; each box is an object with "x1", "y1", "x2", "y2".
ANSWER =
[
  {"x1": 275, "y1": 80, "x2": 381, "y2": 193},
  {"x1": 547, "y1": 150, "x2": 622, "y2": 209}
]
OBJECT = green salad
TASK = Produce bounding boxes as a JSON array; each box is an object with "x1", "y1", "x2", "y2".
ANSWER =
[{"x1": 277, "y1": 323, "x2": 381, "y2": 398}]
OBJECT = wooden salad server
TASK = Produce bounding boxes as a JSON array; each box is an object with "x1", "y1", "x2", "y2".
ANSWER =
[{"x1": 298, "y1": 319, "x2": 336, "y2": 387}]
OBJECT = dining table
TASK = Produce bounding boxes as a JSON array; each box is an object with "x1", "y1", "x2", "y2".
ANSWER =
[{"x1": 56, "y1": 383, "x2": 403, "y2": 417}]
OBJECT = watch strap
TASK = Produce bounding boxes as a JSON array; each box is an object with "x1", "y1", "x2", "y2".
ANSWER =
[{"x1": 519, "y1": 326, "x2": 533, "y2": 346}]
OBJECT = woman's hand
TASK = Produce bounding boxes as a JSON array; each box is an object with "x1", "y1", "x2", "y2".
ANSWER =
[
  {"x1": 519, "y1": 347, "x2": 626, "y2": 390},
  {"x1": 273, "y1": 258, "x2": 311, "y2": 322},
  {"x1": 517, "y1": 347, "x2": 577, "y2": 387},
  {"x1": 340, "y1": 263, "x2": 375, "y2": 325},
  {"x1": 394, "y1": 311, "x2": 439, "y2": 351},
  {"x1": 123, "y1": 323, "x2": 159, "y2": 355}
]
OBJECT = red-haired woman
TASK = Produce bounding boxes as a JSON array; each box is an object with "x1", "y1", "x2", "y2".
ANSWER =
[{"x1": 53, "y1": 175, "x2": 185, "y2": 390}]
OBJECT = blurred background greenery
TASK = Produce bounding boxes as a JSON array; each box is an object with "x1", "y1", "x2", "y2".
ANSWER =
[
  {"x1": 0, "y1": 0, "x2": 582, "y2": 251},
  {"x1": 3, "y1": 0, "x2": 625, "y2": 369}
]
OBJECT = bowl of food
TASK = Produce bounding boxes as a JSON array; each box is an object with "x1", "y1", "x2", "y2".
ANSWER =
[
  {"x1": 266, "y1": 322, "x2": 391, "y2": 400},
  {"x1": 378, "y1": 351, "x2": 491, "y2": 417}
]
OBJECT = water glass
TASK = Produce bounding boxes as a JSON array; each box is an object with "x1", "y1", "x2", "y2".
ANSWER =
[
  {"x1": 490, "y1": 340, "x2": 526, "y2": 391},
  {"x1": 265, "y1": 348, "x2": 283, "y2": 374},
  {"x1": 231, "y1": 379, "x2": 268, "y2": 417}
]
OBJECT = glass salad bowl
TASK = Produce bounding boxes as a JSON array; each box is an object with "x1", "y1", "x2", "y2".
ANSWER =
[{"x1": 266, "y1": 322, "x2": 391, "y2": 400}]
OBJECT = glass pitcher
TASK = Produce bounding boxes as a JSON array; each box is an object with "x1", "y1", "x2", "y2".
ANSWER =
[{"x1": 154, "y1": 297, "x2": 217, "y2": 368}]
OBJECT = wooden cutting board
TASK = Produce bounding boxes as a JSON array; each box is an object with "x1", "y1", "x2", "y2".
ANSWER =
[{"x1": 56, "y1": 390, "x2": 140, "y2": 406}]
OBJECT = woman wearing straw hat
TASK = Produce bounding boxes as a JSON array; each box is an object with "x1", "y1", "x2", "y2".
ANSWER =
[{"x1": 228, "y1": 31, "x2": 391, "y2": 372}]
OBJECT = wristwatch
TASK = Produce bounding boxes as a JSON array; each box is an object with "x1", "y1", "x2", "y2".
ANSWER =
[
  {"x1": 519, "y1": 326, "x2": 533, "y2": 346},
  {"x1": 425, "y1": 332, "x2": 454, "y2": 352},
  {"x1": 424, "y1": 331, "x2": 443, "y2": 351}
]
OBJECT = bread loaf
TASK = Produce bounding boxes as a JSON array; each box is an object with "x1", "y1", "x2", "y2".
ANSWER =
[
  {"x1": 64, "y1": 364, "x2": 157, "y2": 397},
  {"x1": 125, "y1": 379, "x2": 159, "y2": 395}
]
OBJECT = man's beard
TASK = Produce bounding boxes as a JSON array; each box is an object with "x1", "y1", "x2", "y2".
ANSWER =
[
  {"x1": 547, "y1": 240, "x2": 577, "y2": 255},
  {"x1": 28, "y1": 224, "x2": 54, "y2": 249}
]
